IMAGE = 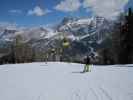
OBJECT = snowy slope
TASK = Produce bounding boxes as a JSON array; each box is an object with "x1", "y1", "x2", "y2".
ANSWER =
[{"x1": 0, "y1": 62, "x2": 133, "y2": 100}]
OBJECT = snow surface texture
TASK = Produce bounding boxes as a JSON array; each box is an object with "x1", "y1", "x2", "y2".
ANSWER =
[{"x1": 0, "y1": 62, "x2": 133, "y2": 100}]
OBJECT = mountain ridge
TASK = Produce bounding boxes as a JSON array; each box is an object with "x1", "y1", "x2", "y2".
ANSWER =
[{"x1": 0, "y1": 16, "x2": 114, "y2": 60}]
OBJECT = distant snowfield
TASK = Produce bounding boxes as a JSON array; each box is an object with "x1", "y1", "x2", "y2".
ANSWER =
[{"x1": 0, "y1": 62, "x2": 133, "y2": 100}]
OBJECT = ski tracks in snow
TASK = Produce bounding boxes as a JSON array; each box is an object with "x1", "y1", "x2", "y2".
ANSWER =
[
  {"x1": 70, "y1": 78, "x2": 113, "y2": 100},
  {"x1": 86, "y1": 77, "x2": 113, "y2": 100},
  {"x1": 85, "y1": 87, "x2": 99, "y2": 100},
  {"x1": 71, "y1": 89, "x2": 81, "y2": 100},
  {"x1": 84, "y1": 86, "x2": 113, "y2": 100},
  {"x1": 99, "y1": 87, "x2": 113, "y2": 100},
  {"x1": 70, "y1": 85, "x2": 99, "y2": 100}
]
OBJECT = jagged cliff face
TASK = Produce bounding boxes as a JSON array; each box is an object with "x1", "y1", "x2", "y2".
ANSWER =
[{"x1": 0, "y1": 16, "x2": 114, "y2": 62}]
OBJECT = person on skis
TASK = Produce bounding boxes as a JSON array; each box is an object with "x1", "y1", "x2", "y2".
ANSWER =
[{"x1": 83, "y1": 55, "x2": 91, "y2": 72}]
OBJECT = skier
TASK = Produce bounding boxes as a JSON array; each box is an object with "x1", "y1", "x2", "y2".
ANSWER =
[{"x1": 83, "y1": 55, "x2": 91, "y2": 72}]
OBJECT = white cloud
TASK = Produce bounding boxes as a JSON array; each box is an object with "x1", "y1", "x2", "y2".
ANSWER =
[
  {"x1": 83, "y1": 0, "x2": 129, "y2": 20},
  {"x1": 9, "y1": 9, "x2": 22, "y2": 14},
  {"x1": 28, "y1": 6, "x2": 51, "y2": 16},
  {"x1": 0, "y1": 22, "x2": 17, "y2": 30},
  {"x1": 54, "y1": 0, "x2": 81, "y2": 12}
]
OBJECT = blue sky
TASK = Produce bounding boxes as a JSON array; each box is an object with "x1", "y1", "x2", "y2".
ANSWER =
[{"x1": 0, "y1": 0, "x2": 132, "y2": 27}]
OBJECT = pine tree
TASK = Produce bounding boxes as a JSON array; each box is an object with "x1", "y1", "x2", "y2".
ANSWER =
[
  {"x1": 119, "y1": 8, "x2": 133, "y2": 64},
  {"x1": 14, "y1": 34, "x2": 33, "y2": 63}
]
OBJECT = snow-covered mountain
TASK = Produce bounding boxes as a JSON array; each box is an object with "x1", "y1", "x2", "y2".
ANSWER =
[
  {"x1": 0, "y1": 27, "x2": 57, "y2": 42},
  {"x1": 0, "y1": 16, "x2": 114, "y2": 58},
  {"x1": 0, "y1": 16, "x2": 113, "y2": 42},
  {"x1": 57, "y1": 16, "x2": 113, "y2": 43}
]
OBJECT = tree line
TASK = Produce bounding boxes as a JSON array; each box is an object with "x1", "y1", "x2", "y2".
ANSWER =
[{"x1": 99, "y1": 8, "x2": 133, "y2": 64}]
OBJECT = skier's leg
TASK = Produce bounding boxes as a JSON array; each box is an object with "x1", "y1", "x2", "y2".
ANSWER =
[
  {"x1": 86, "y1": 64, "x2": 89, "y2": 72},
  {"x1": 86, "y1": 65, "x2": 88, "y2": 72},
  {"x1": 86, "y1": 64, "x2": 90, "y2": 72},
  {"x1": 83, "y1": 64, "x2": 87, "y2": 72},
  {"x1": 89, "y1": 65, "x2": 91, "y2": 72}
]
